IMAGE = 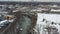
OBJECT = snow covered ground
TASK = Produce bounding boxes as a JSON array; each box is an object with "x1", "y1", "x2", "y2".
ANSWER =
[{"x1": 35, "y1": 13, "x2": 60, "y2": 34}]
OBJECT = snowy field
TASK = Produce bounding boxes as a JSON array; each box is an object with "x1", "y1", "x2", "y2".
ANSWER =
[{"x1": 35, "y1": 13, "x2": 60, "y2": 34}]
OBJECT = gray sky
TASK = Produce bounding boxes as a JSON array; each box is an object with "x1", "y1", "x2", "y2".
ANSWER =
[{"x1": 0, "y1": 0, "x2": 60, "y2": 2}]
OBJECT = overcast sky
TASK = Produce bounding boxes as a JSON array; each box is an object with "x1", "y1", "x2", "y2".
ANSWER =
[{"x1": 0, "y1": 0, "x2": 60, "y2": 2}]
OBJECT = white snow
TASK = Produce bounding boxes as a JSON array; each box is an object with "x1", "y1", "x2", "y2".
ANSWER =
[{"x1": 36, "y1": 13, "x2": 60, "y2": 34}]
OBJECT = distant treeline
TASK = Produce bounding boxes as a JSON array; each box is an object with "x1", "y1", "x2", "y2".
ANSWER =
[{"x1": 0, "y1": 2, "x2": 60, "y2": 5}]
